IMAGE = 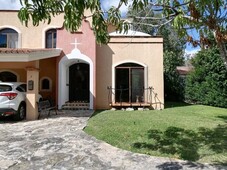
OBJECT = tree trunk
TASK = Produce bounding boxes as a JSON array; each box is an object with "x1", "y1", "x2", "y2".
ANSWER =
[
  {"x1": 213, "y1": 31, "x2": 227, "y2": 70},
  {"x1": 217, "y1": 41, "x2": 227, "y2": 70}
]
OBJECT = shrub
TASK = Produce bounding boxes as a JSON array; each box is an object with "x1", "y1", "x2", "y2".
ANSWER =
[{"x1": 185, "y1": 47, "x2": 227, "y2": 108}]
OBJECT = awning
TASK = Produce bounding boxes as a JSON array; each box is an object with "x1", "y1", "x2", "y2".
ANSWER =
[{"x1": 0, "y1": 48, "x2": 62, "y2": 62}]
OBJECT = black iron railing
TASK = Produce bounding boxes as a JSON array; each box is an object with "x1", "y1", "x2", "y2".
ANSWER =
[
  {"x1": 107, "y1": 86, "x2": 153, "y2": 105},
  {"x1": 107, "y1": 86, "x2": 163, "y2": 109}
]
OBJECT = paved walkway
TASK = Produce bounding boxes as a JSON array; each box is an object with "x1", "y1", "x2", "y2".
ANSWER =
[{"x1": 0, "y1": 111, "x2": 225, "y2": 170}]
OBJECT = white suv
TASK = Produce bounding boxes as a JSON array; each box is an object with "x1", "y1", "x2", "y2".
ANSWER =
[{"x1": 0, "y1": 82, "x2": 42, "y2": 120}]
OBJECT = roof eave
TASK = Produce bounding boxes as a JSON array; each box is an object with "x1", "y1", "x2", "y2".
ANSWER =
[{"x1": 0, "y1": 49, "x2": 62, "y2": 62}]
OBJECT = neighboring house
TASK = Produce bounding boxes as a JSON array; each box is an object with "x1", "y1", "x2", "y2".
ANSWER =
[
  {"x1": 0, "y1": 10, "x2": 164, "y2": 120},
  {"x1": 176, "y1": 66, "x2": 193, "y2": 78}
]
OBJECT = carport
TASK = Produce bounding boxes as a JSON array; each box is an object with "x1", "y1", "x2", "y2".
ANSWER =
[{"x1": 0, "y1": 48, "x2": 61, "y2": 120}]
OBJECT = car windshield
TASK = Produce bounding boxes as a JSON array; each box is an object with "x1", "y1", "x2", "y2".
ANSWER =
[{"x1": 0, "y1": 85, "x2": 12, "y2": 92}]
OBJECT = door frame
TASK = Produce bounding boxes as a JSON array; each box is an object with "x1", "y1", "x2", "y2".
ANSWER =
[
  {"x1": 58, "y1": 48, "x2": 94, "y2": 109},
  {"x1": 115, "y1": 66, "x2": 144, "y2": 103},
  {"x1": 112, "y1": 60, "x2": 148, "y2": 103}
]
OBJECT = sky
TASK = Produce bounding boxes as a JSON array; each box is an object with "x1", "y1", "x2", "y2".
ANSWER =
[
  {"x1": 0, "y1": 0, "x2": 21, "y2": 10},
  {"x1": 185, "y1": 29, "x2": 201, "y2": 54},
  {"x1": 0, "y1": 0, "x2": 129, "y2": 12},
  {"x1": 0, "y1": 0, "x2": 199, "y2": 54}
]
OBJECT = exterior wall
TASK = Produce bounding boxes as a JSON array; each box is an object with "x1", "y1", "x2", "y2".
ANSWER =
[
  {"x1": 26, "y1": 69, "x2": 39, "y2": 120},
  {"x1": 56, "y1": 20, "x2": 96, "y2": 109},
  {"x1": 0, "y1": 11, "x2": 164, "y2": 111},
  {"x1": 0, "y1": 11, "x2": 96, "y2": 109},
  {"x1": 96, "y1": 37, "x2": 164, "y2": 109},
  {"x1": 0, "y1": 61, "x2": 37, "y2": 69},
  {"x1": 0, "y1": 68, "x2": 26, "y2": 82},
  {"x1": 0, "y1": 10, "x2": 64, "y2": 48},
  {"x1": 96, "y1": 45, "x2": 113, "y2": 109},
  {"x1": 56, "y1": 21, "x2": 96, "y2": 57},
  {"x1": 0, "y1": 62, "x2": 36, "y2": 83},
  {"x1": 39, "y1": 58, "x2": 57, "y2": 100}
]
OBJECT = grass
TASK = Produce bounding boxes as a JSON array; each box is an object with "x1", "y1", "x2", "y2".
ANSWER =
[{"x1": 84, "y1": 102, "x2": 227, "y2": 165}]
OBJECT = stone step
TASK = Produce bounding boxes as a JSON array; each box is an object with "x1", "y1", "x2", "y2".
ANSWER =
[
  {"x1": 62, "y1": 102, "x2": 90, "y2": 110},
  {"x1": 64, "y1": 103, "x2": 89, "y2": 107},
  {"x1": 62, "y1": 106, "x2": 89, "y2": 110}
]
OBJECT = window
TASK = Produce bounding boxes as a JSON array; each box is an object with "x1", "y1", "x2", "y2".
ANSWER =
[
  {"x1": 0, "y1": 85, "x2": 12, "y2": 92},
  {"x1": 16, "y1": 84, "x2": 26, "y2": 92},
  {"x1": 0, "y1": 28, "x2": 18, "y2": 48},
  {"x1": 40, "y1": 77, "x2": 52, "y2": 91},
  {"x1": 42, "y1": 79, "x2": 50, "y2": 90},
  {"x1": 45, "y1": 29, "x2": 56, "y2": 48},
  {"x1": 0, "y1": 71, "x2": 17, "y2": 82},
  {"x1": 115, "y1": 63, "x2": 144, "y2": 103}
]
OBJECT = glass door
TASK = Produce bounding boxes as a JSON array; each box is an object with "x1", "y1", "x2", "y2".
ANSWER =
[
  {"x1": 131, "y1": 68, "x2": 144, "y2": 102},
  {"x1": 115, "y1": 63, "x2": 144, "y2": 103},
  {"x1": 115, "y1": 68, "x2": 129, "y2": 102}
]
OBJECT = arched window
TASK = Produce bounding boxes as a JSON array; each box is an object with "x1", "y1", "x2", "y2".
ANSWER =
[
  {"x1": 45, "y1": 29, "x2": 56, "y2": 48},
  {"x1": 0, "y1": 28, "x2": 18, "y2": 48},
  {"x1": 0, "y1": 71, "x2": 17, "y2": 82},
  {"x1": 115, "y1": 63, "x2": 144, "y2": 102},
  {"x1": 42, "y1": 79, "x2": 50, "y2": 89},
  {"x1": 40, "y1": 77, "x2": 52, "y2": 91}
]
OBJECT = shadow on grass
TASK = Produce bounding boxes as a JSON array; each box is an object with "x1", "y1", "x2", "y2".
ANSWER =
[
  {"x1": 164, "y1": 102, "x2": 192, "y2": 109},
  {"x1": 156, "y1": 161, "x2": 212, "y2": 170},
  {"x1": 133, "y1": 124, "x2": 227, "y2": 164},
  {"x1": 218, "y1": 115, "x2": 227, "y2": 123}
]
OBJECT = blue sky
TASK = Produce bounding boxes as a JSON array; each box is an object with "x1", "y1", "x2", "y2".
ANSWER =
[
  {"x1": 0, "y1": 0, "x2": 21, "y2": 10},
  {"x1": 0, "y1": 0, "x2": 199, "y2": 54},
  {"x1": 0, "y1": 0, "x2": 129, "y2": 11},
  {"x1": 0, "y1": 0, "x2": 129, "y2": 14},
  {"x1": 185, "y1": 29, "x2": 200, "y2": 54}
]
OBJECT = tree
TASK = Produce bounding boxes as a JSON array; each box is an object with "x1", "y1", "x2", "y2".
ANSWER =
[
  {"x1": 185, "y1": 46, "x2": 227, "y2": 108},
  {"x1": 127, "y1": 3, "x2": 158, "y2": 35},
  {"x1": 131, "y1": 0, "x2": 227, "y2": 69},
  {"x1": 18, "y1": 0, "x2": 148, "y2": 44},
  {"x1": 164, "y1": 51, "x2": 185, "y2": 101},
  {"x1": 157, "y1": 24, "x2": 186, "y2": 101},
  {"x1": 128, "y1": 6, "x2": 186, "y2": 101},
  {"x1": 18, "y1": 0, "x2": 227, "y2": 68}
]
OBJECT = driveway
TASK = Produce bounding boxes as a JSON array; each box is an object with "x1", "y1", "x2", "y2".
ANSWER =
[{"x1": 0, "y1": 111, "x2": 225, "y2": 170}]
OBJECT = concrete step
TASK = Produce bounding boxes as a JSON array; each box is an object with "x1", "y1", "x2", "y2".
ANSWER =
[{"x1": 62, "y1": 102, "x2": 90, "y2": 110}]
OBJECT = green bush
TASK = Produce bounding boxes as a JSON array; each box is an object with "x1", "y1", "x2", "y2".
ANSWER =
[
  {"x1": 164, "y1": 51, "x2": 185, "y2": 101},
  {"x1": 185, "y1": 47, "x2": 227, "y2": 108}
]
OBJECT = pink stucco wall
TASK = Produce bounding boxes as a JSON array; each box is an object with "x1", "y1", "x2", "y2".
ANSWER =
[
  {"x1": 56, "y1": 20, "x2": 96, "y2": 107},
  {"x1": 56, "y1": 21, "x2": 96, "y2": 58}
]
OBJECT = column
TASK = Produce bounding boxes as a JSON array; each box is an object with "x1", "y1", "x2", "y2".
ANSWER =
[{"x1": 26, "y1": 68, "x2": 39, "y2": 120}]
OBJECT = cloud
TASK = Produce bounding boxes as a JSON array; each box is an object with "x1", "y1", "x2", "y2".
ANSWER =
[
  {"x1": 0, "y1": 0, "x2": 22, "y2": 10},
  {"x1": 101, "y1": 0, "x2": 131, "y2": 16}
]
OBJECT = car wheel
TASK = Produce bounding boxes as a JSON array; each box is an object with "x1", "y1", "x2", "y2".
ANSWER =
[{"x1": 14, "y1": 103, "x2": 26, "y2": 121}]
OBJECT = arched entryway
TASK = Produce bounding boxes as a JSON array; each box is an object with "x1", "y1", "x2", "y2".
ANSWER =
[
  {"x1": 0, "y1": 71, "x2": 18, "y2": 82},
  {"x1": 69, "y1": 63, "x2": 90, "y2": 102},
  {"x1": 58, "y1": 48, "x2": 94, "y2": 109}
]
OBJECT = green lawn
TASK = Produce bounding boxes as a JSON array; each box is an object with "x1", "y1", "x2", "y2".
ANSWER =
[{"x1": 84, "y1": 103, "x2": 227, "y2": 165}]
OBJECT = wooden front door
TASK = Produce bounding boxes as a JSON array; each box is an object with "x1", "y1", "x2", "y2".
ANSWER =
[{"x1": 69, "y1": 63, "x2": 89, "y2": 102}]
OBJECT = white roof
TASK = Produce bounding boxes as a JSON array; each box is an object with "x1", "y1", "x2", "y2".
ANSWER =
[{"x1": 109, "y1": 30, "x2": 151, "y2": 37}]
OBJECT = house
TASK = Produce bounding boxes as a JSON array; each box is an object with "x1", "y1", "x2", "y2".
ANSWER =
[
  {"x1": 176, "y1": 66, "x2": 193, "y2": 77},
  {"x1": 0, "y1": 10, "x2": 164, "y2": 120}
]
